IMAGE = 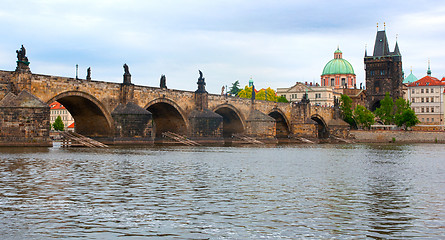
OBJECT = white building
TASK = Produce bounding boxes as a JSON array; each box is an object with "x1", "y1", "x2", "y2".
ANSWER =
[
  {"x1": 407, "y1": 68, "x2": 445, "y2": 124},
  {"x1": 276, "y1": 82, "x2": 339, "y2": 107}
]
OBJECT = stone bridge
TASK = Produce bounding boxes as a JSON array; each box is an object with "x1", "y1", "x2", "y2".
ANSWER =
[{"x1": 0, "y1": 57, "x2": 348, "y2": 145}]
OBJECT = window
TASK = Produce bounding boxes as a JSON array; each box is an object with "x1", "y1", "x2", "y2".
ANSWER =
[
  {"x1": 427, "y1": 118, "x2": 429, "y2": 122},
  {"x1": 426, "y1": 89, "x2": 429, "y2": 93},
  {"x1": 421, "y1": 89, "x2": 424, "y2": 93},
  {"x1": 431, "y1": 97, "x2": 434, "y2": 102},
  {"x1": 422, "y1": 118, "x2": 424, "y2": 122},
  {"x1": 411, "y1": 98, "x2": 415, "y2": 103},
  {"x1": 426, "y1": 98, "x2": 429, "y2": 102},
  {"x1": 426, "y1": 108, "x2": 429, "y2": 113},
  {"x1": 341, "y1": 78, "x2": 346, "y2": 87},
  {"x1": 421, "y1": 98, "x2": 424, "y2": 103},
  {"x1": 431, "y1": 107, "x2": 434, "y2": 113},
  {"x1": 331, "y1": 78, "x2": 335, "y2": 86},
  {"x1": 421, "y1": 108, "x2": 424, "y2": 113},
  {"x1": 412, "y1": 89, "x2": 415, "y2": 94},
  {"x1": 432, "y1": 118, "x2": 435, "y2": 122},
  {"x1": 431, "y1": 88, "x2": 434, "y2": 93}
]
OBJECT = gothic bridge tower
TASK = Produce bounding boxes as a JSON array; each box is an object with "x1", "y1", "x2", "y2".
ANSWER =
[{"x1": 364, "y1": 25, "x2": 403, "y2": 111}]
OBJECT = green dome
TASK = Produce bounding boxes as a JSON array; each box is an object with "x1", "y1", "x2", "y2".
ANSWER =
[
  {"x1": 322, "y1": 58, "x2": 355, "y2": 76},
  {"x1": 403, "y1": 71, "x2": 417, "y2": 84}
]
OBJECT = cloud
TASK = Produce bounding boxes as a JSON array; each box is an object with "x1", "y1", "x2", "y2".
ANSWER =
[{"x1": 1, "y1": 0, "x2": 445, "y2": 93}]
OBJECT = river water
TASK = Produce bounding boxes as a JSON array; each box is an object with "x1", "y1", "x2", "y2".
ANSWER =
[{"x1": 0, "y1": 143, "x2": 444, "y2": 239}]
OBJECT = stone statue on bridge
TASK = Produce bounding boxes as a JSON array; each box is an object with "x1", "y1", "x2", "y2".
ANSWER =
[
  {"x1": 196, "y1": 70, "x2": 207, "y2": 93},
  {"x1": 15, "y1": 45, "x2": 30, "y2": 72},
  {"x1": 160, "y1": 75, "x2": 167, "y2": 89},
  {"x1": 86, "y1": 67, "x2": 91, "y2": 80},
  {"x1": 123, "y1": 63, "x2": 131, "y2": 85},
  {"x1": 16, "y1": 45, "x2": 29, "y2": 63}
]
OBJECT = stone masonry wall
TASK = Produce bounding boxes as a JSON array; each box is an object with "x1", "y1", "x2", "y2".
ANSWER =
[
  {"x1": 0, "y1": 107, "x2": 51, "y2": 146},
  {"x1": 350, "y1": 130, "x2": 445, "y2": 143}
]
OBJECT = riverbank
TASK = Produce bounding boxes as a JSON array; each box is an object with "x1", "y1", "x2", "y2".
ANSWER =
[{"x1": 350, "y1": 130, "x2": 445, "y2": 143}]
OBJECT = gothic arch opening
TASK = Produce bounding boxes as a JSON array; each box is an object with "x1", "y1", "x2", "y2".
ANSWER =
[
  {"x1": 48, "y1": 92, "x2": 113, "y2": 137},
  {"x1": 146, "y1": 101, "x2": 187, "y2": 138},
  {"x1": 371, "y1": 101, "x2": 381, "y2": 112},
  {"x1": 214, "y1": 106, "x2": 244, "y2": 138},
  {"x1": 268, "y1": 110, "x2": 290, "y2": 139},
  {"x1": 311, "y1": 115, "x2": 329, "y2": 139}
]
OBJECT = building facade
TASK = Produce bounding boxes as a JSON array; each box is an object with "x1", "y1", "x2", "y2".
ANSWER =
[
  {"x1": 50, "y1": 101, "x2": 74, "y2": 130},
  {"x1": 365, "y1": 28, "x2": 403, "y2": 111},
  {"x1": 277, "y1": 82, "x2": 339, "y2": 107},
  {"x1": 321, "y1": 47, "x2": 356, "y2": 90},
  {"x1": 407, "y1": 67, "x2": 445, "y2": 125}
]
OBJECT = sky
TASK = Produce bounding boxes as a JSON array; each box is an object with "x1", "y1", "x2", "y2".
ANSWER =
[{"x1": 1, "y1": 0, "x2": 445, "y2": 94}]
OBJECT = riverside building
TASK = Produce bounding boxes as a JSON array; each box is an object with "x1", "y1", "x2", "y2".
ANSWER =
[{"x1": 407, "y1": 64, "x2": 445, "y2": 125}]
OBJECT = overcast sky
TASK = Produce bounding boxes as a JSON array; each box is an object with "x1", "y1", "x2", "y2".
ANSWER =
[{"x1": 1, "y1": 0, "x2": 445, "y2": 93}]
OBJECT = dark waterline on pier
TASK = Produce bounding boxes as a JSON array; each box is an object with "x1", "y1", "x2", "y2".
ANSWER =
[{"x1": 0, "y1": 143, "x2": 444, "y2": 239}]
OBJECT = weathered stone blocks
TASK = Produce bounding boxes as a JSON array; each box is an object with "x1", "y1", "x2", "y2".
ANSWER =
[
  {"x1": 111, "y1": 102, "x2": 154, "y2": 144},
  {"x1": 0, "y1": 90, "x2": 51, "y2": 146}
]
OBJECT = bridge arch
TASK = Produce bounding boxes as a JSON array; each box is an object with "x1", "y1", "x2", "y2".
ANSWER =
[
  {"x1": 47, "y1": 91, "x2": 114, "y2": 137},
  {"x1": 144, "y1": 98, "x2": 189, "y2": 138},
  {"x1": 311, "y1": 114, "x2": 329, "y2": 139},
  {"x1": 268, "y1": 108, "x2": 291, "y2": 139},
  {"x1": 213, "y1": 104, "x2": 245, "y2": 138}
]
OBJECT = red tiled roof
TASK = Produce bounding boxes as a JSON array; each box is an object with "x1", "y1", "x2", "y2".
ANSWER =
[
  {"x1": 407, "y1": 75, "x2": 445, "y2": 87},
  {"x1": 67, "y1": 122, "x2": 75, "y2": 128},
  {"x1": 50, "y1": 101, "x2": 66, "y2": 110}
]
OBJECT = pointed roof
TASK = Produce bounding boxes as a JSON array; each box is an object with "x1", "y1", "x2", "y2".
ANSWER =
[
  {"x1": 373, "y1": 30, "x2": 391, "y2": 57},
  {"x1": 0, "y1": 92, "x2": 17, "y2": 107},
  {"x1": 427, "y1": 60, "x2": 432, "y2": 76},
  {"x1": 393, "y1": 41, "x2": 401, "y2": 56},
  {"x1": 0, "y1": 90, "x2": 48, "y2": 108},
  {"x1": 111, "y1": 102, "x2": 152, "y2": 115}
]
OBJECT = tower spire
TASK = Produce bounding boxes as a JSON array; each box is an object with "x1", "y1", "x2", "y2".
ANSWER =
[{"x1": 427, "y1": 59, "x2": 432, "y2": 76}]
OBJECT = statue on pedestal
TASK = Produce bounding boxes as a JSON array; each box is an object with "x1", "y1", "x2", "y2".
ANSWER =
[
  {"x1": 195, "y1": 70, "x2": 207, "y2": 93},
  {"x1": 160, "y1": 75, "x2": 167, "y2": 89},
  {"x1": 123, "y1": 63, "x2": 131, "y2": 85},
  {"x1": 86, "y1": 67, "x2": 91, "y2": 80}
]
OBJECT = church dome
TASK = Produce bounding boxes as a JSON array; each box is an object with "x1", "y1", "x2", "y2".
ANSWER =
[
  {"x1": 321, "y1": 48, "x2": 355, "y2": 76},
  {"x1": 403, "y1": 70, "x2": 417, "y2": 84}
]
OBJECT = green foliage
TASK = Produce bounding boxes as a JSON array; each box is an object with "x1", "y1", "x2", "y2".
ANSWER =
[
  {"x1": 353, "y1": 105, "x2": 375, "y2": 129},
  {"x1": 374, "y1": 92, "x2": 394, "y2": 125},
  {"x1": 237, "y1": 86, "x2": 277, "y2": 101},
  {"x1": 229, "y1": 80, "x2": 241, "y2": 96},
  {"x1": 237, "y1": 85, "x2": 252, "y2": 99},
  {"x1": 52, "y1": 115, "x2": 65, "y2": 131},
  {"x1": 340, "y1": 94, "x2": 355, "y2": 127},
  {"x1": 277, "y1": 95, "x2": 289, "y2": 103},
  {"x1": 256, "y1": 87, "x2": 277, "y2": 101},
  {"x1": 395, "y1": 107, "x2": 420, "y2": 130}
]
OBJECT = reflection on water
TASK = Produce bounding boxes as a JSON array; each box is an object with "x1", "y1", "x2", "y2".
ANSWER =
[{"x1": 0, "y1": 144, "x2": 444, "y2": 239}]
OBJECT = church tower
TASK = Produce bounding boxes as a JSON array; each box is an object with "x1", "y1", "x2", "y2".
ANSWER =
[{"x1": 364, "y1": 25, "x2": 403, "y2": 111}]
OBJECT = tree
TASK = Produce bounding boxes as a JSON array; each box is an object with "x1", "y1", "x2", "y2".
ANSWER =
[
  {"x1": 394, "y1": 98, "x2": 420, "y2": 130},
  {"x1": 53, "y1": 115, "x2": 65, "y2": 131},
  {"x1": 374, "y1": 92, "x2": 394, "y2": 125},
  {"x1": 256, "y1": 87, "x2": 277, "y2": 101},
  {"x1": 353, "y1": 105, "x2": 375, "y2": 129},
  {"x1": 277, "y1": 95, "x2": 289, "y2": 103},
  {"x1": 229, "y1": 80, "x2": 241, "y2": 96},
  {"x1": 237, "y1": 85, "x2": 252, "y2": 99},
  {"x1": 340, "y1": 94, "x2": 355, "y2": 127}
]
